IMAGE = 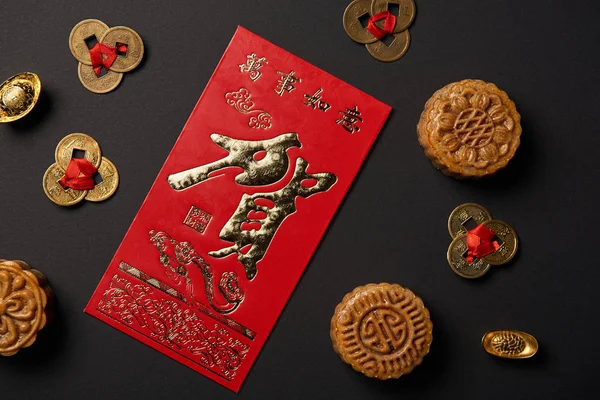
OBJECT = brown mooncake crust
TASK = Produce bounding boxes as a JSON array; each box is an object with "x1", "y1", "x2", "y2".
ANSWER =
[
  {"x1": 330, "y1": 283, "x2": 433, "y2": 379},
  {"x1": 0, "y1": 260, "x2": 52, "y2": 356},
  {"x1": 417, "y1": 79, "x2": 522, "y2": 178}
]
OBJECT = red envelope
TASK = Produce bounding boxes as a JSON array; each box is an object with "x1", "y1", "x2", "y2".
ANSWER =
[{"x1": 85, "y1": 26, "x2": 391, "y2": 392}]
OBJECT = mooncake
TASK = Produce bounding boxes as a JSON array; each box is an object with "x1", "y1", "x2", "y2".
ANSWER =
[
  {"x1": 417, "y1": 79, "x2": 521, "y2": 178},
  {"x1": 330, "y1": 283, "x2": 432, "y2": 379},
  {"x1": 0, "y1": 260, "x2": 52, "y2": 356}
]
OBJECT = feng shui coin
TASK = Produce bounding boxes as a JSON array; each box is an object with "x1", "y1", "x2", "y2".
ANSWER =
[
  {"x1": 365, "y1": 30, "x2": 410, "y2": 62},
  {"x1": 69, "y1": 19, "x2": 110, "y2": 65},
  {"x1": 343, "y1": 0, "x2": 378, "y2": 44},
  {"x1": 447, "y1": 234, "x2": 491, "y2": 279},
  {"x1": 55, "y1": 133, "x2": 102, "y2": 171},
  {"x1": 0, "y1": 260, "x2": 52, "y2": 356},
  {"x1": 370, "y1": 0, "x2": 416, "y2": 33},
  {"x1": 447, "y1": 203, "x2": 492, "y2": 239},
  {"x1": 85, "y1": 157, "x2": 119, "y2": 202},
  {"x1": 78, "y1": 63, "x2": 123, "y2": 94},
  {"x1": 481, "y1": 219, "x2": 518, "y2": 265},
  {"x1": 0, "y1": 72, "x2": 42, "y2": 123},
  {"x1": 100, "y1": 26, "x2": 144, "y2": 72},
  {"x1": 482, "y1": 330, "x2": 538, "y2": 359},
  {"x1": 43, "y1": 163, "x2": 87, "y2": 206},
  {"x1": 330, "y1": 283, "x2": 433, "y2": 379}
]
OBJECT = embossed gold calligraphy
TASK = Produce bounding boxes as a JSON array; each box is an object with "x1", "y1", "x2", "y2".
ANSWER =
[
  {"x1": 168, "y1": 133, "x2": 301, "y2": 190},
  {"x1": 167, "y1": 133, "x2": 337, "y2": 280},
  {"x1": 239, "y1": 53, "x2": 267, "y2": 81},
  {"x1": 209, "y1": 158, "x2": 336, "y2": 279},
  {"x1": 225, "y1": 88, "x2": 272, "y2": 130},
  {"x1": 303, "y1": 88, "x2": 331, "y2": 112},
  {"x1": 183, "y1": 205, "x2": 212, "y2": 234},
  {"x1": 274, "y1": 70, "x2": 301, "y2": 96},
  {"x1": 336, "y1": 105, "x2": 363, "y2": 133},
  {"x1": 149, "y1": 230, "x2": 244, "y2": 314}
]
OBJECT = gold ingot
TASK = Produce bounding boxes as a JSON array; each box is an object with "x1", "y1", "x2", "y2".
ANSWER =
[
  {"x1": 370, "y1": 0, "x2": 416, "y2": 33},
  {"x1": 481, "y1": 219, "x2": 519, "y2": 265},
  {"x1": 343, "y1": 0, "x2": 378, "y2": 44},
  {"x1": 55, "y1": 132, "x2": 102, "y2": 171},
  {"x1": 42, "y1": 163, "x2": 87, "y2": 206},
  {"x1": 365, "y1": 30, "x2": 411, "y2": 62},
  {"x1": 85, "y1": 157, "x2": 119, "y2": 202},
  {"x1": 78, "y1": 63, "x2": 123, "y2": 94},
  {"x1": 68, "y1": 19, "x2": 109, "y2": 65},
  {"x1": 447, "y1": 203, "x2": 492, "y2": 239},
  {"x1": 100, "y1": 26, "x2": 144, "y2": 73},
  {"x1": 447, "y1": 234, "x2": 491, "y2": 279},
  {"x1": 0, "y1": 72, "x2": 41, "y2": 123},
  {"x1": 482, "y1": 330, "x2": 538, "y2": 359}
]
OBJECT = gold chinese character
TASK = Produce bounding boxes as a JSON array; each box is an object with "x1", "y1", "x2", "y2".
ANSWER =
[
  {"x1": 336, "y1": 105, "x2": 363, "y2": 133},
  {"x1": 275, "y1": 70, "x2": 301, "y2": 96},
  {"x1": 167, "y1": 133, "x2": 301, "y2": 190},
  {"x1": 209, "y1": 158, "x2": 336, "y2": 279},
  {"x1": 303, "y1": 88, "x2": 331, "y2": 112},
  {"x1": 239, "y1": 53, "x2": 267, "y2": 81}
]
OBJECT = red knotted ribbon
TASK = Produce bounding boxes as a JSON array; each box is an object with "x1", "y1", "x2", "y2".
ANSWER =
[
  {"x1": 89, "y1": 42, "x2": 128, "y2": 76},
  {"x1": 465, "y1": 224, "x2": 501, "y2": 264},
  {"x1": 366, "y1": 11, "x2": 397, "y2": 40},
  {"x1": 59, "y1": 158, "x2": 97, "y2": 190}
]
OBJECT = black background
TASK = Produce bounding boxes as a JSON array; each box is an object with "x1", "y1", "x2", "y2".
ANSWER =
[{"x1": 1, "y1": 1, "x2": 599, "y2": 399}]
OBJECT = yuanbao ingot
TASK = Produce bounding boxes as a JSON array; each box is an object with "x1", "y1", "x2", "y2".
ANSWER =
[
  {"x1": 343, "y1": 0, "x2": 416, "y2": 62},
  {"x1": 0, "y1": 72, "x2": 41, "y2": 123},
  {"x1": 0, "y1": 260, "x2": 52, "y2": 357},
  {"x1": 482, "y1": 330, "x2": 538, "y2": 359}
]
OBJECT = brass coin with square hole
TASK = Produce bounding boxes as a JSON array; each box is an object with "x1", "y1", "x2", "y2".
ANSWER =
[
  {"x1": 85, "y1": 157, "x2": 119, "y2": 202},
  {"x1": 69, "y1": 19, "x2": 110, "y2": 65},
  {"x1": 100, "y1": 26, "x2": 144, "y2": 73},
  {"x1": 43, "y1": 163, "x2": 88, "y2": 206},
  {"x1": 481, "y1": 220, "x2": 519, "y2": 265},
  {"x1": 55, "y1": 133, "x2": 102, "y2": 171},
  {"x1": 447, "y1": 234, "x2": 491, "y2": 279},
  {"x1": 343, "y1": 0, "x2": 378, "y2": 44},
  {"x1": 371, "y1": 0, "x2": 416, "y2": 33},
  {"x1": 447, "y1": 203, "x2": 493, "y2": 239},
  {"x1": 365, "y1": 29, "x2": 410, "y2": 62},
  {"x1": 77, "y1": 63, "x2": 123, "y2": 94}
]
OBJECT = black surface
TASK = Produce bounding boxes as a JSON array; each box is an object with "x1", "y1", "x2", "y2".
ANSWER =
[{"x1": 1, "y1": 1, "x2": 599, "y2": 399}]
